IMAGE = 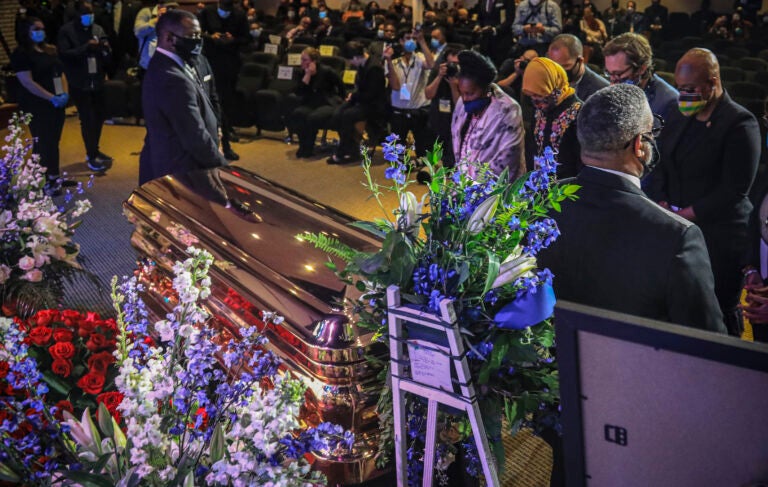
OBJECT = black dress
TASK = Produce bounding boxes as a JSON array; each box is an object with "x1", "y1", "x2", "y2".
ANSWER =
[{"x1": 10, "y1": 45, "x2": 67, "y2": 179}]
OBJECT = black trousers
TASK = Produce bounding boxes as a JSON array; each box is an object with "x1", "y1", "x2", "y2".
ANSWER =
[
  {"x1": 702, "y1": 224, "x2": 748, "y2": 337},
  {"x1": 288, "y1": 104, "x2": 336, "y2": 153},
  {"x1": 69, "y1": 87, "x2": 106, "y2": 160},
  {"x1": 332, "y1": 102, "x2": 369, "y2": 157},
  {"x1": 213, "y1": 72, "x2": 237, "y2": 151},
  {"x1": 27, "y1": 101, "x2": 66, "y2": 178},
  {"x1": 390, "y1": 107, "x2": 435, "y2": 158}
]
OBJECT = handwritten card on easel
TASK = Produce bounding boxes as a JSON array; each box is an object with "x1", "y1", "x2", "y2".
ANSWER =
[
  {"x1": 287, "y1": 53, "x2": 302, "y2": 66},
  {"x1": 277, "y1": 66, "x2": 294, "y2": 80},
  {"x1": 407, "y1": 340, "x2": 453, "y2": 391}
]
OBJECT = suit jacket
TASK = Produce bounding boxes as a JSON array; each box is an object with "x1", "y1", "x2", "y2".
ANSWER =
[
  {"x1": 139, "y1": 52, "x2": 227, "y2": 185},
  {"x1": 649, "y1": 91, "x2": 761, "y2": 230},
  {"x1": 538, "y1": 166, "x2": 726, "y2": 333},
  {"x1": 295, "y1": 64, "x2": 345, "y2": 108}
]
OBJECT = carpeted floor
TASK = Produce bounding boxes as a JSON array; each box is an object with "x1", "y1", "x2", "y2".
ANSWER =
[{"x1": 58, "y1": 113, "x2": 407, "y2": 315}]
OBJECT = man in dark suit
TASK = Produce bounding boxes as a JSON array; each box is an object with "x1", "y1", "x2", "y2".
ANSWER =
[
  {"x1": 139, "y1": 9, "x2": 227, "y2": 185},
  {"x1": 538, "y1": 84, "x2": 726, "y2": 334},
  {"x1": 648, "y1": 48, "x2": 761, "y2": 337}
]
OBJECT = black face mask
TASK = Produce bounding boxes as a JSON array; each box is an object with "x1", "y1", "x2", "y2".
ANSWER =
[
  {"x1": 173, "y1": 33, "x2": 202, "y2": 61},
  {"x1": 566, "y1": 59, "x2": 581, "y2": 83}
]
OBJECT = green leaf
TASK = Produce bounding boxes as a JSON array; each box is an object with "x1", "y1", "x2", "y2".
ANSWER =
[
  {"x1": 355, "y1": 252, "x2": 386, "y2": 274},
  {"x1": 562, "y1": 184, "x2": 580, "y2": 195},
  {"x1": 550, "y1": 200, "x2": 561, "y2": 212},
  {"x1": 479, "y1": 396, "x2": 505, "y2": 471},
  {"x1": 489, "y1": 334, "x2": 511, "y2": 372},
  {"x1": 349, "y1": 220, "x2": 388, "y2": 238},
  {"x1": 97, "y1": 403, "x2": 114, "y2": 438},
  {"x1": 42, "y1": 370, "x2": 73, "y2": 396},
  {"x1": 0, "y1": 463, "x2": 20, "y2": 482},
  {"x1": 482, "y1": 250, "x2": 501, "y2": 295},
  {"x1": 210, "y1": 423, "x2": 225, "y2": 463},
  {"x1": 61, "y1": 470, "x2": 115, "y2": 487}
]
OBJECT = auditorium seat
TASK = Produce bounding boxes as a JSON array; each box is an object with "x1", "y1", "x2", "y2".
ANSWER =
[
  {"x1": 319, "y1": 55, "x2": 347, "y2": 74},
  {"x1": 758, "y1": 49, "x2": 768, "y2": 62},
  {"x1": 719, "y1": 66, "x2": 747, "y2": 82},
  {"x1": 752, "y1": 70, "x2": 768, "y2": 86},
  {"x1": 728, "y1": 81, "x2": 768, "y2": 100},
  {"x1": 667, "y1": 12, "x2": 693, "y2": 38},
  {"x1": 323, "y1": 36, "x2": 347, "y2": 49},
  {"x1": 725, "y1": 46, "x2": 751, "y2": 60},
  {"x1": 243, "y1": 52, "x2": 280, "y2": 73},
  {"x1": 293, "y1": 35, "x2": 317, "y2": 47},
  {"x1": 653, "y1": 58, "x2": 669, "y2": 72},
  {"x1": 679, "y1": 36, "x2": 703, "y2": 49},
  {"x1": 231, "y1": 63, "x2": 270, "y2": 127},
  {"x1": 287, "y1": 43, "x2": 311, "y2": 55},
  {"x1": 737, "y1": 57, "x2": 768, "y2": 72}
]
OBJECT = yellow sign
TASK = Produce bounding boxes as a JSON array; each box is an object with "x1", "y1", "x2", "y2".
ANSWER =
[
  {"x1": 343, "y1": 69, "x2": 357, "y2": 85},
  {"x1": 319, "y1": 45, "x2": 336, "y2": 56}
]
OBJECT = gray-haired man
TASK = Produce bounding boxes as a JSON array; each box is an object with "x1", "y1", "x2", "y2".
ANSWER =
[{"x1": 538, "y1": 84, "x2": 726, "y2": 334}]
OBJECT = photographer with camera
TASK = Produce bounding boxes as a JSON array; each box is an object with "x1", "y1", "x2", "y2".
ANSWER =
[
  {"x1": 511, "y1": 0, "x2": 561, "y2": 56},
  {"x1": 425, "y1": 47, "x2": 460, "y2": 168},
  {"x1": 497, "y1": 48, "x2": 537, "y2": 100},
  {"x1": 58, "y1": 0, "x2": 113, "y2": 172},
  {"x1": 384, "y1": 27, "x2": 435, "y2": 159}
]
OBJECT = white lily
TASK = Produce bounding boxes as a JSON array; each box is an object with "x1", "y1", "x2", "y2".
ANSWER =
[
  {"x1": 63, "y1": 409, "x2": 101, "y2": 454},
  {"x1": 491, "y1": 250, "x2": 537, "y2": 289},
  {"x1": 466, "y1": 194, "x2": 500, "y2": 235},
  {"x1": 399, "y1": 191, "x2": 423, "y2": 238}
]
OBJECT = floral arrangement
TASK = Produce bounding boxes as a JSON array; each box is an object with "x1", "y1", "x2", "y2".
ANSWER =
[
  {"x1": 18, "y1": 309, "x2": 119, "y2": 417},
  {"x1": 302, "y1": 136, "x2": 578, "y2": 483},
  {"x1": 0, "y1": 112, "x2": 93, "y2": 316},
  {"x1": 0, "y1": 248, "x2": 351, "y2": 486}
]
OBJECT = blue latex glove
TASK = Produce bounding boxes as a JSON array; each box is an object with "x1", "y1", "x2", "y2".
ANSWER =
[{"x1": 50, "y1": 93, "x2": 69, "y2": 108}]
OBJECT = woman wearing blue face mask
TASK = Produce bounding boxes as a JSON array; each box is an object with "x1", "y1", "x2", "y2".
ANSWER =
[
  {"x1": 12, "y1": 17, "x2": 72, "y2": 191},
  {"x1": 451, "y1": 50, "x2": 525, "y2": 180}
]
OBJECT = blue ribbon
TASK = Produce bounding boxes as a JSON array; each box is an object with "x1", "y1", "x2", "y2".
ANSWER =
[{"x1": 494, "y1": 283, "x2": 556, "y2": 330}]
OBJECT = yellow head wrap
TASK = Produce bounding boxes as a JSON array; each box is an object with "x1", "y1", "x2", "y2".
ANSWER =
[{"x1": 521, "y1": 57, "x2": 576, "y2": 105}]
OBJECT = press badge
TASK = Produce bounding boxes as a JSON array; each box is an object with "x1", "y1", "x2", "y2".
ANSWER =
[
  {"x1": 399, "y1": 85, "x2": 411, "y2": 100},
  {"x1": 87, "y1": 56, "x2": 97, "y2": 74},
  {"x1": 439, "y1": 99, "x2": 451, "y2": 113},
  {"x1": 53, "y1": 76, "x2": 64, "y2": 95}
]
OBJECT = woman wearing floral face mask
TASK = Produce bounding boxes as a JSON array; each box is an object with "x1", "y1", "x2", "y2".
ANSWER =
[
  {"x1": 522, "y1": 56, "x2": 583, "y2": 178},
  {"x1": 451, "y1": 50, "x2": 525, "y2": 180},
  {"x1": 11, "y1": 17, "x2": 72, "y2": 193}
]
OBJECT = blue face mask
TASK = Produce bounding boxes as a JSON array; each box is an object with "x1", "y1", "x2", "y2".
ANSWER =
[
  {"x1": 218, "y1": 7, "x2": 231, "y2": 18},
  {"x1": 430, "y1": 38, "x2": 441, "y2": 49},
  {"x1": 250, "y1": 28, "x2": 261, "y2": 38},
  {"x1": 80, "y1": 14, "x2": 94, "y2": 26},
  {"x1": 30, "y1": 30, "x2": 46, "y2": 43},
  {"x1": 464, "y1": 96, "x2": 491, "y2": 115},
  {"x1": 404, "y1": 39, "x2": 417, "y2": 52},
  {"x1": 318, "y1": 10, "x2": 327, "y2": 18}
]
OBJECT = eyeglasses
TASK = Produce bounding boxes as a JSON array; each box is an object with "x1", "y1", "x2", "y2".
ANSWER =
[
  {"x1": 623, "y1": 114, "x2": 665, "y2": 148},
  {"x1": 604, "y1": 64, "x2": 634, "y2": 82}
]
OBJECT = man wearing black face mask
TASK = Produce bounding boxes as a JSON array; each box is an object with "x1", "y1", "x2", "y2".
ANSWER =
[
  {"x1": 547, "y1": 34, "x2": 607, "y2": 102},
  {"x1": 139, "y1": 9, "x2": 227, "y2": 185},
  {"x1": 538, "y1": 83, "x2": 726, "y2": 335}
]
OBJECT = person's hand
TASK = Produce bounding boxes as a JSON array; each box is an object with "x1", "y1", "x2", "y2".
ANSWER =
[
  {"x1": 744, "y1": 269, "x2": 763, "y2": 289},
  {"x1": 383, "y1": 45, "x2": 394, "y2": 60},
  {"x1": 87, "y1": 38, "x2": 100, "y2": 50},
  {"x1": 535, "y1": 22, "x2": 545, "y2": 33},
  {"x1": 50, "y1": 93, "x2": 69, "y2": 108},
  {"x1": 224, "y1": 32, "x2": 233, "y2": 39},
  {"x1": 158, "y1": 6, "x2": 167, "y2": 16},
  {"x1": 742, "y1": 286, "x2": 768, "y2": 323},
  {"x1": 657, "y1": 200, "x2": 670, "y2": 210},
  {"x1": 523, "y1": 24, "x2": 533, "y2": 33},
  {"x1": 305, "y1": 61, "x2": 317, "y2": 76},
  {"x1": 438, "y1": 62, "x2": 448, "y2": 78},
  {"x1": 414, "y1": 29, "x2": 425, "y2": 43},
  {"x1": 346, "y1": 92, "x2": 352, "y2": 102},
  {"x1": 211, "y1": 32, "x2": 223, "y2": 40}
]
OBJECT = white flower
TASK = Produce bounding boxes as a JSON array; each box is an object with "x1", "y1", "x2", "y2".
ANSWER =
[
  {"x1": 466, "y1": 194, "x2": 500, "y2": 235},
  {"x1": 491, "y1": 250, "x2": 537, "y2": 289},
  {"x1": 22, "y1": 268, "x2": 42, "y2": 281},
  {"x1": 71, "y1": 199, "x2": 92, "y2": 219},
  {"x1": 154, "y1": 320, "x2": 175, "y2": 342},
  {"x1": 17, "y1": 256, "x2": 35, "y2": 271}
]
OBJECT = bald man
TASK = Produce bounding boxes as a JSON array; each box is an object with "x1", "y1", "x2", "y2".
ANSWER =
[{"x1": 648, "y1": 48, "x2": 762, "y2": 337}]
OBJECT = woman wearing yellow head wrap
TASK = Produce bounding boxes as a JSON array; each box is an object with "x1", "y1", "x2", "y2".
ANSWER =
[{"x1": 522, "y1": 57, "x2": 584, "y2": 178}]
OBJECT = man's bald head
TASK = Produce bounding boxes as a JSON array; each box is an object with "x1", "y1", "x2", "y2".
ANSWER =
[{"x1": 676, "y1": 48, "x2": 720, "y2": 81}]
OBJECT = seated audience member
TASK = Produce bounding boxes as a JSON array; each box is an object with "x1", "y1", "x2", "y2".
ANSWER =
[
  {"x1": 369, "y1": 20, "x2": 397, "y2": 60},
  {"x1": 511, "y1": 0, "x2": 562, "y2": 56},
  {"x1": 547, "y1": 34, "x2": 608, "y2": 102},
  {"x1": 522, "y1": 57, "x2": 583, "y2": 178},
  {"x1": 425, "y1": 47, "x2": 460, "y2": 168},
  {"x1": 342, "y1": 0, "x2": 365, "y2": 22},
  {"x1": 429, "y1": 26, "x2": 448, "y2": 61},
  {"x1": 327, "y1": 41, "x2": 386, "y2": 164},
  {"x1": 537, "y1": 84, "x2": 727, "y2": 334},
  {"x1": 648, "y1": 48, "x2": 761, "y2": 337},
  {"x1": 603, "y1": 32, "x2": 677, "y2": 121},
  {"x1": 580, "y1": 4, "x2": 607, "y2": 58},
  {"x1": 603, "y1": 6, "x2": 627, "y2": 38},
  {"x1": 452, "y1": 50, "x2": 525, "y2": 179},
  {"x1": 384, "y1": 28, "x2": 435, "y2": 158},
  {"x1": 287, "y1": 47, "x2": 345, "y2": 158},
  {"x1": 286, "y1": 16, "x2": 312, "y2": 41}
]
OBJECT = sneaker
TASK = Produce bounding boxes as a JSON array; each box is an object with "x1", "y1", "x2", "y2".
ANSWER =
[
  {"x1": 86, "y1": 157, "x2": 107, "y2": 172},
  {"x1": 95, "y1": 151, "x2": 113, "y2": 163},
  {"x1": 223, "y1": 148, "x2": 240, "y2": 161}
]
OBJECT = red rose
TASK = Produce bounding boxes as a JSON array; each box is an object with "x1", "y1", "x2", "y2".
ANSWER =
[
  {"x1": 61, "y1": 309, "x2": 84, "y2": 328},
  {"x1": 77, "y1": 320, "x2": 95, "y2": 338},
  {"x1": 85, "y1": 332, "x2": 110, "y2": 352},
  {"x1": 100, "y1": 318, "x2": 119, "y2": 334},
  {"x1": 87, "y1": 351, "x2": 116, "y2": 375},
  {"x1": 34, "y1": 309, "x2": 59, "y2": 327},
  {"x1": 53, "y1": 400, "x2": 74, "y2": 421},
  {"x1": 51, "y1": 359, "x2": 72, "y2": 378},
  {"x1": 28, "y1": 326, "x2": 53, "y2": 346},
  {"x1": 53, "y1": 328, "x2": 74, "y2": 343},
  {"x1": 48, "y1": 342, "x2": 75, "y2": 360},
  {"x1": 76, "y1": 372, "x2": 105, "y2": 395},
  {"x1": 0, "y1": 361, "x2": 8, "y2": 379},
  {"x1": 96, "y1": 391, "x2": 124, "y2": 421}
]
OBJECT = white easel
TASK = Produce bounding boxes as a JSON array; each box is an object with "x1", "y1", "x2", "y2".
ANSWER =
[{"x1": 387, "y1": 285, "x2": 500, "y2": 487}]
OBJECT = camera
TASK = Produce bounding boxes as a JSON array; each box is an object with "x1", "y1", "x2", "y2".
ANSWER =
[
  {"x1": 445, "y1": 62, "x2": 459, "y2": 78},
  {"x1": 386, "y1": 42, "x2": 403, "y2": 58},
  {"x1": 518, "y1": 59, "x2": 529, "y2": 71}
]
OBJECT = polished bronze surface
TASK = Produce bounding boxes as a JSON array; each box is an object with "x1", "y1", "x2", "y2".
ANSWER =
[{"x1": 123, "y1": 167, "x2": 387, "y2": 485}]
